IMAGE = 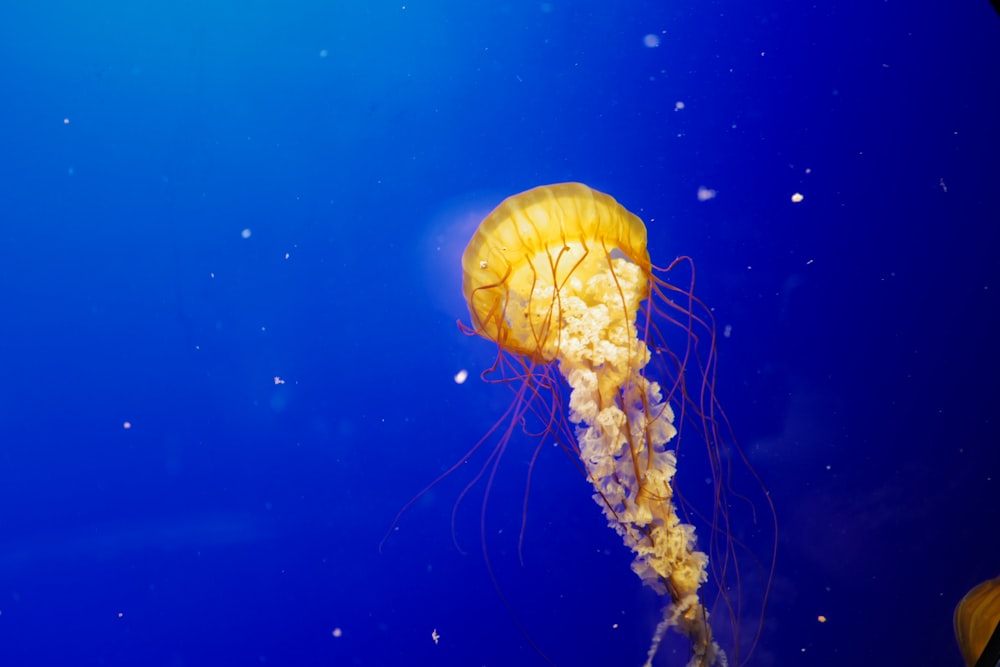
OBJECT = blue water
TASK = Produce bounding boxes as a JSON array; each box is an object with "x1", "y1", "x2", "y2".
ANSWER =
[{"x1": 2, "y1": 2, "x2": 998, "y2": 665}]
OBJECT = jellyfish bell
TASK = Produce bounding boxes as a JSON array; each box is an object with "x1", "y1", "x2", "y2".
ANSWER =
[
  {"x1": 463, "y1": 182, "x2": 651, "y2": 363},
  {"x1": 459, "y1": 183, "x2": 776, "y2": 666},
  {"x1": 955, "y1": 574, "x2": 1000, "y2": 667}
]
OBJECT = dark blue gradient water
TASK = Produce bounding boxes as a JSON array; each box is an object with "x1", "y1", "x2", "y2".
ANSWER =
[{"x1": 1, "y1": 2, "x2": 998, "y2": 665}]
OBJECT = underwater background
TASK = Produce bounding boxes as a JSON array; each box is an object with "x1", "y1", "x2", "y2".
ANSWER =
[{"x1": 1, "y1": 1, "x2": 998, "y2": 665}]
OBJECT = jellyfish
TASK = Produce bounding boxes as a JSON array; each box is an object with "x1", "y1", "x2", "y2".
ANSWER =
[
  {"x1": 460, "y1": 183, "x2": 773, "y2": 667},
  {"x1": 955, "y1": 574, "x2": 1000, "y2": 666},
  {"x1": 462, "y1": 183, "x2": 776, "y2": 667}
]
